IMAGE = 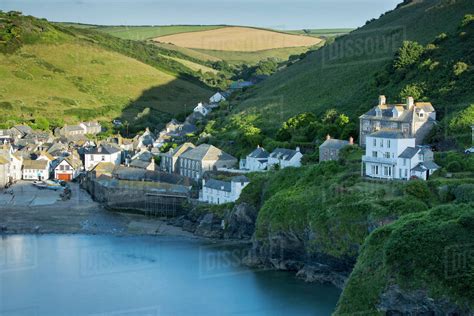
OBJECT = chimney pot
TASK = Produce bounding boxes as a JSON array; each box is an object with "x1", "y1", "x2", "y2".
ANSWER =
[
  {"x1": 349, "y1": 137, "x2": 354, "y2": 145},
  {"x1": 296, "y1": 146, "x2": 301, "y2": 152},
  {"x1": 379, "y1": 95, "x2": 386, "y2": 106},
  {"x1": 326, "y1": 134, "x2": 331, "y2": 141},
  {"x1": 407, "y1": 96, "x2": 414, "y2": 108}
]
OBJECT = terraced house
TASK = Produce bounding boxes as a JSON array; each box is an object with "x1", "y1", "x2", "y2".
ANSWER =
[
  {"x1": 359, "y1": 96, "x2": 436, "y2": 146},
  {"x1": 178, "y1": 144, "x2": 237, "y2": 180}
]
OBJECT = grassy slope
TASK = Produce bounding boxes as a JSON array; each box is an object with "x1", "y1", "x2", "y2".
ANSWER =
[
  {"x1": 194, "y1": 46, "x2": 314, "y2": 65},
  {"x1": 0, "y1": 14, "x2": 212, "y2": 128},
  {"x1": 229, "y1": 0, "x2": 474, "y2": 130}
]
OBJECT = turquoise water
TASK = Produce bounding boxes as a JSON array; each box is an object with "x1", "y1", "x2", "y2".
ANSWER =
[{"x1": 0, "y1": 235, "x2": 340, "y2": 316}]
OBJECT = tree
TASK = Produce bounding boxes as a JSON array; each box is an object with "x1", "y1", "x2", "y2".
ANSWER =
[
  {"x1": 393, "y1": 41, "x2": 425, "y2": 70},
  {"x1": 35, "y1": 116, "x2": 50, "y2": 131}
]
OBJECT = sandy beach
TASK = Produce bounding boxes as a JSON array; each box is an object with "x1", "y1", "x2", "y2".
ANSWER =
[{"x1": 0, "y1": 181, "x2": 195, "y2": 237}]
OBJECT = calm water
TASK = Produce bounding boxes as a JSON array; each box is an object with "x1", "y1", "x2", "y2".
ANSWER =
[{"x1": 0, "y1": 235, "x2": 340, "y2": 316}]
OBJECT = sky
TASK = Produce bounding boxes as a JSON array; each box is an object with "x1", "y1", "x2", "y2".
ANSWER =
[{"x1": 0, "y1": 0, "x2": 402, "y2": 30}]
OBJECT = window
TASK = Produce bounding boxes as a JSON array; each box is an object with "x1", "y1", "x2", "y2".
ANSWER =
[
  {"x1": 384, "y1": 152, "x2": 390, "y2": 159},
  {"x1": 399, "y1": 169, "x2": 402, "y2": 178},
  {"x1": 387, "y1": 140, "x2": 391, "y2": 148},
  {"x1": 90, "y1": 155, "x2": 94, "y2": 161},
  {"x1": 403, "y1": 159, "x2": 407, "y2": 166},
  {"x1": 373, "y1": 138, "x2": 377, "y2": 147},
  {"x1": 102, "y1": 156, "x2": 105, "y2": 161},
  {"x1": 372, "y1": 151, "x2": 378, "y2": 158},
  {"x1": 418, "y1": 153, "x2": 423, "y2": 161},
  {"x1": 381, "y1": 140, "x2": 384, "y2": 148}
]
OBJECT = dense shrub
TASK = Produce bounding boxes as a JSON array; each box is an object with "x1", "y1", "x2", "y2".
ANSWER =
[
  {"x1": 447, "y1": 161, "x2": 462, "y2": 172},
  {"x1": 393, "y1": 41, "x2": 425, "y2": 70},
  {"x1": 453, "y1": 184, "x2": 474, "y2": 203},
  {"x1": 404, "y1": 180, "x2": 431, "y2": 201}
]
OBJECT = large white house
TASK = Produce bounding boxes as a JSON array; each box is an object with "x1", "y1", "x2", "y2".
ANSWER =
[
  {"x1": 0, "y1": 143, "x2": 23, "y2": 182},
  {"x1": 200, "y1": 176, "x2": 250, "y2": 205},
  {"x1": 268, "y1": 147, "x2": 303, "y2": 169},
  {"x1": 362, "y1": 130, "x2": 439, "y2": 181},
  {"x1": 84, "y1": 144, "x2": 121, "y2": 171},
  {"x1": 209, "y1": 92, "x2": 227, "y2": 104}
]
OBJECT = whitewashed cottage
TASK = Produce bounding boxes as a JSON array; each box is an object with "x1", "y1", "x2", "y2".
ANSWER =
[
  {"x1": 268, "y1": 147, "x2": 303, "y2": 169},
  {"x1": 200, "y1": 176, "x2": 250, "y2": 205}
]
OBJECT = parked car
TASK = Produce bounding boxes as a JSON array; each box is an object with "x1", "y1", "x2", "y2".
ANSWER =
[{"x1": 465, "y1": 147, "x2": 474, "y2": 155}]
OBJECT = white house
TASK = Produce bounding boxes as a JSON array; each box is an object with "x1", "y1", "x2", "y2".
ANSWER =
[
  {"x1": 0, "y1": 143, "x2": 23, "y2": 182},
  {"x1": 84, "y1": 144, "x2": 121, "y2": 171},
  {"x1": 23, "y1": 159, "x2": 50, "y2": 181},
  {"x1": 54, "y1": 156, "x2": 83, "y2": 181},
  {"x1": 362, "y1": 130, "x2": 439, "y2": 181},
  {"x1": 79, "y1": 122, "x2": 102, "y2": 135},
  {"x1": 193, "y1": 102, "x2": 211, "y2": 117},
  {"x1": 268, "y1": 147, "x2": 303, "y2": 169},
  {"x1": 209, "y1": 92, "x2": 227, "y2": 104},
  {"x1": 200, "y1": 176, "x2": 250, "y2": 205},
  {"x1": 241, "y1": 146, "x2": 269, "y2": 171}
]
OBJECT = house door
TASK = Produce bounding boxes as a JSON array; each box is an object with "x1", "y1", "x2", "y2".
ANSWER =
[{"x1": 57, "y1": 173, "x2": 72, "y2": 181}]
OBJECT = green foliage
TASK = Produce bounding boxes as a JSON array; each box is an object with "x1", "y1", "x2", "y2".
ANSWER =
[
  {"x1": 453, "y1": 61, "x2": 469, "y2": 76},
  {"x1": 399, "y1": 83, "x2": 424, "y2": 100},
  {"x1": 393, "y1": 41, "x2": 425, "y2": 70},
  {"x1": 336, "y1": 204, "x2": 474, "y2": 314},
  {"x1": 447, "y1": 161, "x2": 463, "y2": 172},
  {"x1": 453, "y1": 184, "x2": 474, "y2": 203},
  {"x1": 404, "y1": 180, "x2": 431, "y2": 201},
  {"x1": 461, "y1": 14, "x2": 474, "y2": 27},
  {"x1": 34, "y1": 116, "x2": 50, "y2": 131}
]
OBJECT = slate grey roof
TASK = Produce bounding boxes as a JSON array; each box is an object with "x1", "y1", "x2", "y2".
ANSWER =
[
  {"x1": 204, "y1": 179, "x2": 232, "y2": 192},
  {"x1": 360, "y1": 102, "x2": 435, "y2": 122},
  {"x1": 421, "y1": 161, "x2": 439, "y2": 170},
  {"x1": 398, "y1": 147, "x2": 419, "y2": 159},
  {"x1": 269, "y1": 148, "x2": 299, "y2": 161},
  {"x1": 231, "y1": 175, "x2": 249, "y2": 183},
  {"x1": 88, "y1": 144, "x2": 121, "y2": 155},
  {"x1": 23, "y1": 159, "x2": 49, "y2": 170},
  {"x1": 369, "y1": 130, "x2": 407, "y2": 139},
  {"x1": 130, "y1": 159, "x2": 153, "y2": 169},
  {"x1": 248, "y1": 147, "x2": 269, "y2": 159},
  {"x1": 320, "y1": 139, "x2": 349, "y2": 150},
  {"x1": 180, "y1": 144, "x2": 236, "y2": 162},
  {"x1": 13, "y1": 125, "x2": 33, "y2": 136}
]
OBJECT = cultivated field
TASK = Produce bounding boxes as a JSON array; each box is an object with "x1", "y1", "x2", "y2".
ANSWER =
[{"x1": 154, "y1": 26, "x2": 322, "y2": 51}]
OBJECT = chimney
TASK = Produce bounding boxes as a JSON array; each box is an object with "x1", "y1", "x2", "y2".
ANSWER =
[
  {"x1": 349, "y1": 137, "x2": 354, "y2": 145},
  {"x1": 407, "y1": 96, "x2": 414, "y2": 109},
  {"x1": 379, "y1": 95, "x2": 386, "y2": 106},
  {"x1": 326, "y1": 134, "x2": 331, "y2": 141},
  {"x1": 98, "y1": 147, "x2": 102, "y2": 153},
  {"x1": 296, "y1": 146, "x2": 301, "y2": 152}
]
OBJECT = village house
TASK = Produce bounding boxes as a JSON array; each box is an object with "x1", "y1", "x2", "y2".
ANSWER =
[
  {"x1": 209, "y1": 92, "x2": 229, "y2": 104},
  {"x1": 240, "y1": 146, "x2": 269, "y2": 171},
  {"x1": 79, "y1": 121, "x2": 102, "y2": 135},
  {"x1": 200, "y1": 176, "x2": 250, "y2": 205},
  {"x1": 134, "y1": 128, "x2": 155, "y2": 151},
  {"x1": 0, "y1": 143, "x2": 23, "y2": 182},
  {"x1": 268, "y1": 147, "x2": 303, "y2": 169},
  {"x1": 12, "y1": 125, "x2": 33, "y2": 138},
  {"x1": 59, "y1": 125, "x2": 86, "y2": 138},
  {"x1": 0, "y1": 156, "x2": 10, "y2": 187},
  {"x1": 193, "y1": 102, "x2": 211, "y2": 117},
  {"x1": 362, "y1": 130, "x2": 439, "y2": 181},
  {"x1": 319, "y1": 136, "x2": 354, "y2": 162},
  {"x1": 54, "y1": 156, "x2": 83, "y2": 181},
  {"x1": 359, "y1": 96, "x2": 436, "y2": 146},
  {"x1": 84, "y1": 144, "x2": 121, "y2": 171},
  {"x1": 160, "y1": 143, "x2": 195, "y2": 174},
  {"x1": 178, "y1": 144, "x2": 237, "y2": 180},
  {"x1": 23, "y1": 159, "x2": 50, "y2": 181},
  {"x1": 127, "y1": 150, "x2": 156, "y2": 171}
]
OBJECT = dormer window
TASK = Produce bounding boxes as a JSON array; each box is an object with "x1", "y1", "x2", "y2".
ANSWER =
[{"x1": 375, "y1": 108, "x2": 382, "y2": 117}]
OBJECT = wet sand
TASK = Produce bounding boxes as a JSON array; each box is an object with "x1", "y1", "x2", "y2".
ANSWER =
[{"x1": 0, "y1": 181, "x2": 194, "y2": 237}]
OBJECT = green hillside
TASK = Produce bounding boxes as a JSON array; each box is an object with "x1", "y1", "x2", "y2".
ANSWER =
[
  {"x1": 0, "y1": 12, "x2": 213, "y2": 131},
  {"x1": 214, "y1": 0, "x2": 474, "y2": 148}
]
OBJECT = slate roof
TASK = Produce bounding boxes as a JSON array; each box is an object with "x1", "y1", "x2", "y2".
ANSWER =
[
  {"x1": 269, "y1": 148, "x2": 299, "y2": 161},
  {"x1": 248, "y1": 147, "x2": 269, "y2": 159},
  {"x1": 369, "y1": 130, "x2": 408, "y2": 139},
  {"x1": 320, "y1": 139, "x2": 350, "y2": 150},
  {"x1": 421, "y1": 161, "x2": 440, "y2": 170},
  {"x1": 360, "y1": 102, "x2": 435, "y2": 123},
  {"x1": 180, "y1": 144, "x2": 236, "y2": 162},
  {"x1": 205, "y1": 179, "x2": 231, "y2": 192},
  {"x1": 231, "y1": 175, "x2": 250, "y2": 183},
  {"x1": 398, "y1": 147, "x2": 419, "y2": 159},
  {"x1": 87, "y1": 144, "x2": 121, "y2": 155},
  {"x1": 130, "y1": 159, "x2": 153, "y2": 169},
  {"x1": 91, "y1": 162, "x2": 116, "y2": 174},
  {"x1": 163, "y1": 143, "x2": 195, "y2": 158},
  {"x1": 23, "y1": 159, "x2": 49, "y2": 170},
  {"x1": 13, "y1": 125, "x2": 33, "y2": 136},
  {"x1": 57, "y1": 156, "x2": 83, "y2": 170}
]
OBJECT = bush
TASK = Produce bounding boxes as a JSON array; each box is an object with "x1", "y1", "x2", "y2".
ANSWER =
[
  {"x1": 447, "y1": 161, "x2": 462, "y2": 172},
  {"x1": 453, "y1": 184, "x2": 474, "y2": 203},
  {"x1": 453, "y1": 62, "x2": 469, "y2": 76},
  {"x1": 404, "y1": 180, "x2": 431, "y2": 201},
  {"x1": 393, "y1": 41, "x2": 425, "y2": 70}
]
